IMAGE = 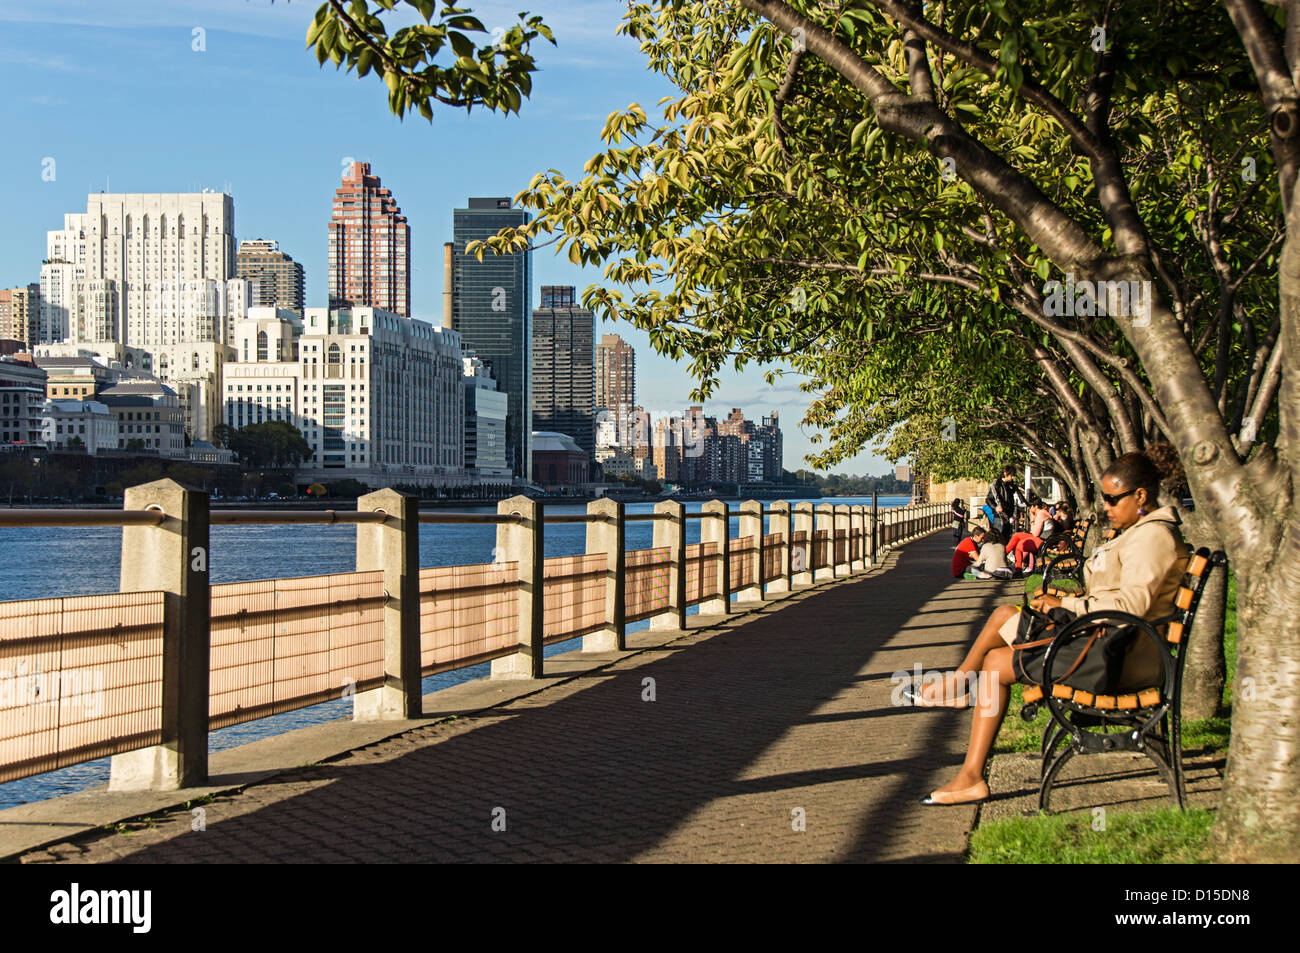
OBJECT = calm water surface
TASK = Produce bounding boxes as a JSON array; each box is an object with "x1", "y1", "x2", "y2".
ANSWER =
[{"x1": 0, "y1": 495, "x2": 908, "y2": 807}]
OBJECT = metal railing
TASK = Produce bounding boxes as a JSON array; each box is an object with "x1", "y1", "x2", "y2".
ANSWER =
[{"x1": 0, "y1": 482, "x2": 949, "y2": 791}]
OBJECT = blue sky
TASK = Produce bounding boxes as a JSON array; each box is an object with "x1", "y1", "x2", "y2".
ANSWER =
[{"x1": 0, "y1": 0, "x2": 893, "y2": 475}]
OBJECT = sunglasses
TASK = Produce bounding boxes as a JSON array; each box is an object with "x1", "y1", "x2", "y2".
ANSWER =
[{"x1": 1100, "y1": 487, "x2": 1138, "y2": 507}]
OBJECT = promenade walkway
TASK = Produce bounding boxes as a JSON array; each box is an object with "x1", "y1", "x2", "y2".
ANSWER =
[{"x1": 20, "y1": 532, "x2": 1016, "y2": 863}]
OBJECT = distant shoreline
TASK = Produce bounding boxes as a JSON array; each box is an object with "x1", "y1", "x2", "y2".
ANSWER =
[{"x1": 2, "y1": 492, "x2": 917, "y2": 511}]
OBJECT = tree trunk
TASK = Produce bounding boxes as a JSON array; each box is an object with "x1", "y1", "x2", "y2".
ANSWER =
[
  {"x1": 1214, "y1": 149, "x2": 1300, "y2": 861},
  {"x1": 1178, "y1": 508, "x2": 1228, "y2": 721},
  {"x1": 1215, "y1": 552, "x2": 1300, "y2": 862}
]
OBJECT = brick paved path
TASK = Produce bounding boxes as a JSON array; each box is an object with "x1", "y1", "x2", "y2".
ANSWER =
[{"x1": 23, "y1": 534, "x2": 1014, "y2": 864}]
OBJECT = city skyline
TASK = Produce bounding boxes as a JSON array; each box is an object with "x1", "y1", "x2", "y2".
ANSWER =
[{"x1": 0, "y1": 0, "x2": 892, "y2": 474}]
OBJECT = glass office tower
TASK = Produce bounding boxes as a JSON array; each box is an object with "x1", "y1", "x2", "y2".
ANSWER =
[{"x1": 451, "y1": 197, "x2": 532, "y2": 479}]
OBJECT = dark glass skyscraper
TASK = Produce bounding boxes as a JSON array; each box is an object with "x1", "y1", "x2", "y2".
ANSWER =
[
  {"x1": 532, "y1": 285, "x2": 594, "y2": 458},
  {"x1": 451, "y1": 197, "x2": 532, "y2": 478}
]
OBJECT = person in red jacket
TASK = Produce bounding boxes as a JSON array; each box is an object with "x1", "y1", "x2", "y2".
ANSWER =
[{"x1": 951, "y1": 525, "x2": 987, "y2": 577}]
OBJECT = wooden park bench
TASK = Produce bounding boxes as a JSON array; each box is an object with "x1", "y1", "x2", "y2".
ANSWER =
[{"x1": 1019, "y1": 546, "x2": 1228, "y2": 811}]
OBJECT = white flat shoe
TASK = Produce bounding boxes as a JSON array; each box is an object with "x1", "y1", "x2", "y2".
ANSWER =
[{"x1": 920, "y1": 781, "x2": 989, "y2": 806}]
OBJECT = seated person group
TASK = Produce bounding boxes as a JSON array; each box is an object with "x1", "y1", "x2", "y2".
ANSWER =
[
  {"x1": 951, "y1": 498, "x2": 1073, "y2": 579},
  {"x1": 916, "y1": 447, "x2": 1190, "y2": 807}
]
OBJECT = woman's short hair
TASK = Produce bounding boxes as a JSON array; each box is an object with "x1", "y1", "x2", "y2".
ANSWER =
[{"x1": 1001, "y1": 465, "x2": 1017, "y2": 478}]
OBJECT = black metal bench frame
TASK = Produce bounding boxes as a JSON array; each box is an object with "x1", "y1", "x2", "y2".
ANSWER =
[
  {"x1": 1038, "y1": 517, "x2": 1096, "y2": 590},
  {"x1": 1019, "y1": 547, "x2": 1228, "y2": 812}
]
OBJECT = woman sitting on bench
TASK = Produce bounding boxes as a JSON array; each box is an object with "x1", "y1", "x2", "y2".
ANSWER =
[{"x1": 905, "y1": 446, "x2": 1190, "y2": 806}]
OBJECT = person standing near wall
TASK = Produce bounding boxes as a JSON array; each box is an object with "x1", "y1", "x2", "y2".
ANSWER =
[
  {"x1": 950, "y1": 498, "x2": 968, "y2": 545},
  {"x1": 985, "y1": 465, "x2": 1022, "y2": 538}
]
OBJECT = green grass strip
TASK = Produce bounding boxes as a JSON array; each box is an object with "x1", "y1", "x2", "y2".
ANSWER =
[{"x1": 969, "y1": 807, "x2": 1216, "y2": 864}]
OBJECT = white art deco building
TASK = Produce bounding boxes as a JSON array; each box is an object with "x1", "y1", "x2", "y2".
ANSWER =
[
  {"x1": 38, "y1": 192, "x2": 249, "y2": 441},
  {"x1": 223, "y1": 306, "x2": 466, "y2": 487}
]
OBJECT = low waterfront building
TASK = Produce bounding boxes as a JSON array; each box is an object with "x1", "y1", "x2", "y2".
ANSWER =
[
  {"x1": 223, "y1": 306, "x2": 465, "y2": 487},
  {"x1": 35, "y1": 354, "x2": 115, "y2": 400},
  {"x1": 98, "y1": 380, "x2": 185, "y2": 457},
  {"x1": 40, "y1": 399, "x2": 116, "y2": 454},
  {"x1": 0, "y1": 356, "x2": 48, "y2": 446},
  {"x1": 595, "y1": 446, "x2": 636, "y2": 479},
  {"x1": 188, "y1": 439, "x2": 235, "y2": 466},
  {"x1": 532, "y1": 431, "x2": 589, "y2": 488}
]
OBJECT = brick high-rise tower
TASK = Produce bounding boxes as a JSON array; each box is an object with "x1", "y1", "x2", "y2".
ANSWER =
[
  {"x1": 595, "y1": 333, "x2": 635, "y2": 444},
  {"x1": 328, "y1": 161, "x2": 410, "y2": 318}
]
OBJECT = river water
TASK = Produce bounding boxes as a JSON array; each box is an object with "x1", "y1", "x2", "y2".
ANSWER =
[{"x1": 0, "y1": 495, "x2": 909, "y2": 808}]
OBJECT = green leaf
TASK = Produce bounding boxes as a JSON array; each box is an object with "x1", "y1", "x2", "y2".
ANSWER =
[{"x1": 850, "y1": 117, "x2": 872, "y2": 150}]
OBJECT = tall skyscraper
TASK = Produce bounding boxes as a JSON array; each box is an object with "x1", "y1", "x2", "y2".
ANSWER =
[
  {"x1": 37, "y1": 192, "x2": 246, "y2": 440},
  {"x1": 532, "y1": 285, "x2": 594, "y2": 457},
  {"x1": 237, "y1": 239, "x2": 305, "y2": 316},
  {"x1": 40, "y1": 193, "x2": 237, "y2": 346},
  {"x1": 328, "y1": 161, "x2": 410, "y2": 318},
  {"x1": 450, "y1": 197, "x2": 532, "y2": 478},
  {"x1": 595, "y1": 333, "x2": 635, "y2": 444}
]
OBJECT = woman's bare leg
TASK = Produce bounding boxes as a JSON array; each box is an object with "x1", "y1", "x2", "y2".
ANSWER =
[
  {"x1": 918, "y1": 604, "x2": 1018, "y2": 705},
  {"x1": 929, "y1": 646, "x2": 1017, "y2": 797}
]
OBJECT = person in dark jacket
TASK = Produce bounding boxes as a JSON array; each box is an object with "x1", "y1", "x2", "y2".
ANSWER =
[
  {"x1": 950, "y1": 498, "x2": 968, "y2": 544},
  {"x1": 985, "y1": 466, "x2": 1024, "y2": 538}
]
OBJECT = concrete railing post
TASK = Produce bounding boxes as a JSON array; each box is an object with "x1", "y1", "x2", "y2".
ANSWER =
[
  {"x1": 652, "y1": 500, "x2": 686, "y2": 631},
  {"x1": 492, "y1": 495, "x2": 544, "y2": 679},
  {"x1": 354, "y1": 488, "x2": 422, "y2": 720},
  {"x1": 110, "y1": 479, "x2": 210, "y2": 792},
  {"x1": 700, "y1": 500, "x2": 731, "y2": 615},
  {"x1": 834, "y1": 505, "x2": 851, "y2": 577},
  {"x1": 585, "y1": 498, "x2": 625, "y2": 651},
  {"x1": 736, "y1": 500, "x2": 763, "y2": 604},
  {"x1": 867, "y1": 494, "x2": 878, "y2": 567},
  {"x1": 767, "y1": 500, "x2": 792, "y2": 594},
  {"x1": 792, "y1": 502, "x2": 814, "y2": 587},
  {"x1": 814, "y1": 503, "x2": 835, "y2": 581}
]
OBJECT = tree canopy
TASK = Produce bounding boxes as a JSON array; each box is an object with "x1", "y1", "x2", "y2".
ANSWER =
[
  {"x1": 224, "y1": 422, "x2": 313, "y2": 469},
  {"x1": 306, "y1": 0, "x2": 554, "y2": 120}
]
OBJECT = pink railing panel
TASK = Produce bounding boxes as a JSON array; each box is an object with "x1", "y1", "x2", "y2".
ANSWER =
[
  {"x1": 0, "y1": 591, "x2": 165, "y2": 783},
  {"x1": 685, "y1": 541, "x2": 718, "y2": 605},
  {"x1": 419, "y1": 561, "x2": 519, "y2": 673},
  {"x1": 761, "y1": 533, "x2": 784, "y2": 583},
  {"x1": 625, "y1": 547, "x2": 671, "y2": 622},
  {"x1": 208, "y1": 570, "x2": 385, "y2": 729},
  {"x1": 543, "y1": 552, "x2": 607, "y2": 642},
  {"x1": 729, "y1": 537, "x2": 757, "y2": 590}
]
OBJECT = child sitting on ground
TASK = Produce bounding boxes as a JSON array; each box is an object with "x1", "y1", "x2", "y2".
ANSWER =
[
  {"x1": 969, "y1": 529, "x2": 1013, "y2": 579},
  {"x1": 951, "y1": 525, "x2": 987, "y2": 577}
]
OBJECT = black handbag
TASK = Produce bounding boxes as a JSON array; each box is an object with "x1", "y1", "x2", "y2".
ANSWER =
[{"x1": 1011, "y1": 604, "x2": 1139, "y2": 694}]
